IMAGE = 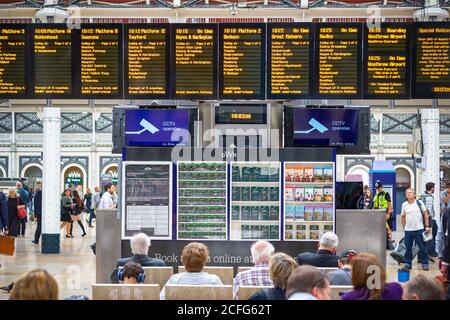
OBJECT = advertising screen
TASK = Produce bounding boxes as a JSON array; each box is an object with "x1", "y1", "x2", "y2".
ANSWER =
[
  {"x1": 292, "y1": 108, "x2": 360, "y2": 147},
  {"x1": 125, "y1": 109, "x2": 190, "y2": 147}
]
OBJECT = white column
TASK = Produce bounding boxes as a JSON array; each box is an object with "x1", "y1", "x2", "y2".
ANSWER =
[
  {"x1": 420, "y1": 108, "x2": 440, "y2": 222},
  {"x1": 41, "y1": 106, "x2": 61, "y2": 254},
  {"x1": 91, "y1": 112, "x2": 100, "y2": 189}
]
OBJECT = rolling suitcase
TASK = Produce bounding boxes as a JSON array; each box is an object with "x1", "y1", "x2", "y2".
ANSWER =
[{"x1": 390, "y1": 237, "x2": 419, "y2": 264}]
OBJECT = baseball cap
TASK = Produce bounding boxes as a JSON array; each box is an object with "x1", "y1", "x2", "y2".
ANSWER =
[
  {"x1": 339, "y1": 249, "x2": 359, "y2": 261},
  {"x1": 375, "y1": 180, "x2": 383, "y2": 188}
]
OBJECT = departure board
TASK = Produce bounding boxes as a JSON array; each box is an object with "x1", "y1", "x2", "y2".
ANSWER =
[
  {"x1": 171, "y1": 24, "x2": 217, "y2": 100},
  {"x1": 267, "y1": 23, "x2": 312, "y2": 99},
  {"x1": 219, "y1": 24, "x2": 266, "y2": 99},
  {"x1": 32, "y1": 25, "x2": 74, "y2": 97},
  {"x1": 363, "y1": 23, "x2": 410, "y2": 99},
  {"x1": 124, "y1": 24, "x2": 170, "y2": 99},
  {"x1": 0, "y1": 25, "x2": 27, "y2": 97},
  {"x1": 79, "y1": 25, "x2": 122, "y2": 98},
  {"x1": 412, "y1": 22, "x2": 450, "y2": 98},
  {"x1": 314, "y1": 23, "x2": 362, "y2": 99}
]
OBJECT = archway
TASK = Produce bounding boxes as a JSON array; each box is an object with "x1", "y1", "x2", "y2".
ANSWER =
[
  {"x1": 101, "y1": 164, "x2": 118, "y2": 185},
  {"x1": 395, "y1": 166, "x2": 413, "y2": 216},
  {"x1": 346, "y1": 165, "x2": 370, "y2": 187},
  {"x1": 21, "y1": 164, "x2": 43, "y2": 190},
  {"x1": 0, "y1": 166, "x2": 5, "y2": 178},
  {"x1": 61, "y1": 164, "x2": 87, "y2": 193}
]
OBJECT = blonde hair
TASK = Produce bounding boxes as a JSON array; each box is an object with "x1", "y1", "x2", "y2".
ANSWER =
[
  {"x1": 269, "y1": 253, "x2": 298, "y2": 290},
  {"x1": 10, "y1": 269, "x2": 59, "y2": 300}
]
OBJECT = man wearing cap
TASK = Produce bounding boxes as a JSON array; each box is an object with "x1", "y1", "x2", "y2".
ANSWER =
[
  {"x1": 373, "y1": 180, "x2": 394, "y2": 249},
  {"x1": 327, "y1": 250, "x2": 358, "y2": 286}
]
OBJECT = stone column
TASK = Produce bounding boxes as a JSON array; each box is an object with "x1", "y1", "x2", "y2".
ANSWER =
[{"x1": 41, "y1": 105, "x2": 61, "y2": 254}]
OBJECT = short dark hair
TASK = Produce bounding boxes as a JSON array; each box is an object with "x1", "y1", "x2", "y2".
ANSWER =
[
  {"x1": 404, "y1": 275, "x2": 445, "y2": 300},
  {"x1": 123, "y1": 262, "x2": 143, "y2": 280},
  {"x1": 425, "y1": 182, "x2": 435, "y2": 191},
  {"x1": 446, "y1": 182, "x2": 450, "y2": 188},
  {"x1": 105, "y1": 183, "x2": 113, "y2": 191},
  {"x1": 286, "y1": 265, "x2": 329, "y2": 298}
]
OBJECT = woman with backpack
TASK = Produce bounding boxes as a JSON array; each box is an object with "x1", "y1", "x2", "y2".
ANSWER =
[{"x1": 69, "y1": 190, "x2": 86, "y2": 237}]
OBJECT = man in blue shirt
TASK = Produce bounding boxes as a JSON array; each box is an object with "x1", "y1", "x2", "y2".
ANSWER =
[{"x1": 328, "y1": 249, "x2": 359, "y2": 286}]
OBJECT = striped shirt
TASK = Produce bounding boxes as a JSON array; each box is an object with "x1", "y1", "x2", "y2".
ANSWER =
[
  {"x1": 233, "y1": 264, "x2": 273, "y2": 300},
  {"x1": 160, "y1": 272, "x2": 223, "y2": 300}
]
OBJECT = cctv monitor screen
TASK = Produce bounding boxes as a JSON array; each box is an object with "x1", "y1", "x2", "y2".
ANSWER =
[
  {"x1": 124, "y1": 109, "x2": 190, "y2": 147},
  {"x1": 335, "y1": 182, "x2": 363, "y2": 209},
  {"x1": 292, "y1": 108, "x2": 360, "y2": 147}
]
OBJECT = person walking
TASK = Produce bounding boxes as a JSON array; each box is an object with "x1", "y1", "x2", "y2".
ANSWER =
[
  {"x1": 373, "y1": 180, "x2": 394, "y2": 249},
  {"x1": 6, "y1": 189, "x2": 26, "y2": 237},
  {"x1": 70, "y1": 190, "x2": 86, "y2": 237},
  {"x1": 16, "y1": 182, "x2": 29, "y2": 237},
  {"x1": 83, "y1": 188, "x2": 94, "y2": 228},
  {"x1": 60, "y1": 189, "x2": 73, "y2": 238},
  {"x1": 420, "y1": 182, "x2": 438, "y2": 260},
  {"x1": 401, "y1": 188, "x2": 431, "y2": 271},
  {"x1": 32, "y1": 183, "x2": 42, "y2": 245}
]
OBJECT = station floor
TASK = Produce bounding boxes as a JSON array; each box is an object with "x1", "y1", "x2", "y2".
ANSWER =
[{"x1": 0, "y1": 217, "x2": 441, "y2": 300}]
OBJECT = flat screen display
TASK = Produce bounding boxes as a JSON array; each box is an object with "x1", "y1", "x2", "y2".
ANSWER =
[
  {"x1": 292, "y1": 108, "x2": 360, "y2": 147},
  {"x1": 335, "y1": 182, "x2": 363, "y2": 209},
  {"x1": 125, "y1": 109, "x2": 190, "y2": 147},
  {"x1": 215, "y1": 104, "x2": 267, "y2": 124}
]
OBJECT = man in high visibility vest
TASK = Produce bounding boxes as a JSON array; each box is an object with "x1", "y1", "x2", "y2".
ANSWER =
[{"x1": 373, "y1": 180, "x2": 394, "y2": 249}]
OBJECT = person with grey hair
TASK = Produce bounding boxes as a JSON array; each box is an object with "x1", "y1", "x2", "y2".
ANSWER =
[
  {"x1": 110, "y1": 233, "x2": 165, "y2": 283},
  {"x1": 297, "y1": 232, "x2": 339, "y2": 267},
  {"x1": 233, "y1": 240, "x2": 275, "y2": 299}
]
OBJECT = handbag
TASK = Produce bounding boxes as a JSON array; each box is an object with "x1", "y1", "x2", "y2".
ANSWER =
[
  {"x1": 0, "y1": 234, "x2": 16, "y2": 256},
  {"x1": 416, "y1": 200, "x2": 433, "y2": 242},
  {"x1": 17, "y1": 198, "x2": 27, "y2": 219}
]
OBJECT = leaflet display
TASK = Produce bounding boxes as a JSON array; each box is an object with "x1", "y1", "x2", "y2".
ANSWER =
[
  {"x1": 219, "y1": 24, "x2": 266, "y2": 99},
  {"x1": 0, "y1": 25, "x2": 27, "y2": 97},
  {"x1": 177, "y1": 162, "x2": 227, "y2": 240},
  {"x1": 124, "y1": 24, "x2": 170, "y2": 99},
  {"x1": 171, "y1": 24, "x2": 217, "y2": 99},
  {"x1": 32, "y1": 25, "x2": 74, "y2": 97},
  {"x1": 79, "y1": 24, "x2": 123, "y2": 98},
  {"x1": 230, "y1": 162, "x2": 280, "y2": 241},
  {"x1": 122, "y1": 162, "x2": 172, "y2": 239},
  {"x1": 314, "y1": 23, "x2": 362, "y2": 99},
  {"x1": 412, "y1": 22, "x2": 450, "y2": 98},
  {"x1": 364, "y1": 24, "x2": 411, "y2": 99},
  {"x1": 284, "y1": 162, "x2": 335, "y2": 241},
  {"x1": 267, "y1": 23, "x2": 312, "y2": 99}
]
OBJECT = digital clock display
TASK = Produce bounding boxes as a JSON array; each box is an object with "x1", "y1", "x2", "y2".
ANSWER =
[{"x1": 215, "y1": 104, "x2": 267, "y2": 125}]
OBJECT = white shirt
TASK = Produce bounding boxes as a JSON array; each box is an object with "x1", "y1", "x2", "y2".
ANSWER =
[
  {"x1": 401, "y1": 200, "x2": 426, "y2": 231},
  {"x1": 99, "y1": 192, "x2": 114, "y2": 209}
]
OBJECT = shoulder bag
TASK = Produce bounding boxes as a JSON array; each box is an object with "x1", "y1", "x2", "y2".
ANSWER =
[{"x1": 17, "y1": 198, "x2": 27, "y2": 219}]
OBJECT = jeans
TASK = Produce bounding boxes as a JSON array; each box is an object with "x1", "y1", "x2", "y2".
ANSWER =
[
  {"x1": 404, "y1": 229, "x2": 429, "y2": 266},
  {"x1": 88, "y1": 209, "x2": 96, "y2": 226},
  {"x1": 425, "y1": 219, "x2": 438, "y2": 256}
]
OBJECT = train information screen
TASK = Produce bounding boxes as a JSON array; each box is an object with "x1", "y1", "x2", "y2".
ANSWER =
[
  {"x1": 314, "y1": 23, "x2": 362, "y2": 99},
  {"x1": 32, "y1": 25, "x2": 74, "y2": 97},
  {"x1": 363, "y1": 24, "x2": 410, "y2": 99},
  {"x1": 79, "y1": 25, "x2": 122, "y2": 98},
  {"x1": 413, "y1": 23, "x2": 450, "y2": 98},
  {"x1": 124, "y1": 25, "x2": 169, "y2": 99},
  {"x1": 219, "y1": 24, "x2": 266, "y2": 99},
  {"x1": 171, "y1": 24, "x2": 217, "y2": 99},
  {"x1": 267, "y1": 23, "x2": 312, "y2": 99},
  {"x1": 0, "y1": 25, "x2": 27, "y2": 97}
]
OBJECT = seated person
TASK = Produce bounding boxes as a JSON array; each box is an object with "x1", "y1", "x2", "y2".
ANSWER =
[
  {"x1": 402, "y1": 274, "x2": 446, "y2": 300},
  {"x1": 341, "y1": 252, "x2": 402, "y2": 300},
  {"x1": 297, "y1": 232, "x2": 339, "y2": 268},
  {"x1": 119, "y1": 262, "x2": 146, "y2": 285},
  {"x1": 328, "y1": 249, "x2": 358, "y2": 286},
  {"x1": 249, "y1": 252, "x2": 298, "y2": 300},
  {"x1": 10, "y1": 269, "x2": 58, "y2": 300},
  {"x1": 286, "y1": 265, "x2": 331, "y2": 300},
  {"x1": 160, "y1": 242, "x2": 222, "y2": 300},
  {"x1": 111, "y1": 233, "x2": 165, "y2": 283},
  {"x1": 233, "y1": 240, "x2": 275, "y2": 299}
]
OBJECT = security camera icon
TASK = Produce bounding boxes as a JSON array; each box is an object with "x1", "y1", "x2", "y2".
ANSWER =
[
  {"x1": 125, "y1": 119, "x2": 160, "y2": 135},
  {"x1": 294, "y1": 118, "x2": 329, "y2": 134}
]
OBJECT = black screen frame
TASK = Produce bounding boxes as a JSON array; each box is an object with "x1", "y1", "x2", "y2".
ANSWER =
[{"x1": 214, "y1": 104, "x2": 267, "y2": 125}]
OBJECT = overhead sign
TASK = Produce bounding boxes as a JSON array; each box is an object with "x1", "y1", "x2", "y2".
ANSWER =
[
  {"x1": 293, "y1": 108, "x2": 359, "y2": 147},
  {"x1": 125, "y1": 109, "x2": 190, "y2": 147}
]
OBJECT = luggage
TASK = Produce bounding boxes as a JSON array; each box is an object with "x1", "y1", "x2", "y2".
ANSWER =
[
  {"x1": 0, "y1": 234, "x2": 15, "y2": 256},
  {"x1": 390, "y1": 237, "x2": 419, "y2": 264}
]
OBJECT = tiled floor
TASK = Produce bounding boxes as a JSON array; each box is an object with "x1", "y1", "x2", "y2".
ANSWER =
[{"x1": 0, "y1": 219, "x2": 441, "y2": 300}]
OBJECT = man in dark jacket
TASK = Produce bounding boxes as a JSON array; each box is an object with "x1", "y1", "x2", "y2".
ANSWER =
[
  {"x1": 298, "y1": 232, "x2": 339, "y2": 268},
  {"x1": 111, "y1": 232, "x2": 165, "y2": 283},
  {"x1": 0, "y1": 191, "x2": 8, "y2": 233},
  {"x1": 438, "y1": 207, "x2": 450, "y2": 299},
  {"x1": 32, "y1": 182, "x2": 42, "y2": 245}
]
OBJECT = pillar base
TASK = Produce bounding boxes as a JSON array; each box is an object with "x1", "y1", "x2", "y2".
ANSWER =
[{"x1": 41, "y1": 234, "x2": 60, "y2": 254}]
